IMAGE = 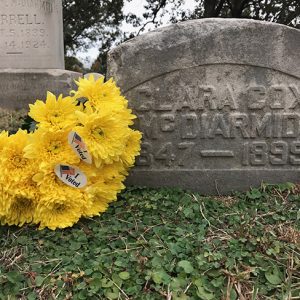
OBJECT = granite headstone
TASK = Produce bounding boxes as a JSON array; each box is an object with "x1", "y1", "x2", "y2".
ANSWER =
[
  {"x1": 107, "y1": 19, "x2": 300, "y2": 194},
  {"x1": 0, "y1": 0, "x2": 81, "y2": 110}
]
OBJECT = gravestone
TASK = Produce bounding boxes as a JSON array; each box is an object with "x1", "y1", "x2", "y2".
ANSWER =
[
  {"x1": 107, "y1": 18, "x2": 300, "y2": 194},
  {"x1": 0, "y1": 0, "x2": 81, "y2": 110}
]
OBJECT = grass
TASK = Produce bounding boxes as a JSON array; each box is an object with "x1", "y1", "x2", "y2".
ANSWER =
[{"x1": 0, "y1": 183, "x2": 299, "y2": 300}]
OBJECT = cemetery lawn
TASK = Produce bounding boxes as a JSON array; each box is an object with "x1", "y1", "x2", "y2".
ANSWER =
[{"x1": 0, "y1": 184, "x2": 299, "y2": 300}]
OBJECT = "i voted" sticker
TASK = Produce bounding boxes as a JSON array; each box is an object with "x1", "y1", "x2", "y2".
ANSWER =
[
  {"x1": 54, "y1": 164, "x2": 87, "y2": 188},
  {"x1": 68, "y1": 131, "x2": 92, "y2": 164}
]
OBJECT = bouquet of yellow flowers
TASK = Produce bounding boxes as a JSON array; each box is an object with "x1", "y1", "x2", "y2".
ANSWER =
[{"x1": 0, "y1": 75, "x2": 142, "y2": 230}]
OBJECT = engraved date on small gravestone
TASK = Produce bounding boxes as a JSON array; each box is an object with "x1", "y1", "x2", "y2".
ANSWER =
[
  {"x1": 134, "y1": 84, "x2": 300, "y2": 168},
  {"x1": 0, "y1": 0, "x2": 57, "y2": 56},
  {"x1": 0, "y1": 14, "x2": 49, "y2": 53}
]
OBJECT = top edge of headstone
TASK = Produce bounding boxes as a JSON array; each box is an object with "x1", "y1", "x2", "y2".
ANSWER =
[{"x1": 107, "y1": 18, "x2": 300, "y2": 91}]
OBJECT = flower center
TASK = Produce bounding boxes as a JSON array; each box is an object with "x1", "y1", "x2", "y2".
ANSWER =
[
  {"x1": 53, "y1": 203, "x2": 66, "y2": 213},
  {"x1": 11, "y1": 154, "x2": 27, "y2": 168},
  {"x1": 12, "y1": 197, "x2": 33, "y2": 214},
  {"x1": 92, "y1": 128, "x2": 104, "y2": 139},
  {"x1": 49, "y1": 141, "x2": 62, "y2": 154},
  {"x1": 48, "y1": 111, "x2": 62, "y2": 124}
]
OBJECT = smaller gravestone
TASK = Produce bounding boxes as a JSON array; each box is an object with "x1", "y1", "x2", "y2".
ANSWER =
[
  {"x1": 108, "y1": 19, "x2": 300, "y2": 194},
  {"x1": 0, "y1": 0, "x2": 63, "y2": 69},
  {"x1": 0, "y1": 0, "x2": 81, "y2": 110}
]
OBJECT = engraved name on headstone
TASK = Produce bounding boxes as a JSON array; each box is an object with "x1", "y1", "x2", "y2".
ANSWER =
[
  {"x1": 108, "y1": 19, "x2": 300, "y2": 194},
  {"x1": 0, "y1": 0, "x2": 64, "y2": 69}
]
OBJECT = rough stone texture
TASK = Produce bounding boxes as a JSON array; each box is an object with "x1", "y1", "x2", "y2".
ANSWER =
[
  {"x1": 0, "y1": 0, "x2": 64, "y2": 69},
  {"x1": 107, "y1": 18, "x2": 300, "y2": 194},
  {"x1": 0, "y1": 69, "x2": 80, "y2": 110}
]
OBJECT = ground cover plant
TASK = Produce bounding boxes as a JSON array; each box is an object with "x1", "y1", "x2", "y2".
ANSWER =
[{"x1": 0, "y1": 183, "x2": 299, "y2": 299}]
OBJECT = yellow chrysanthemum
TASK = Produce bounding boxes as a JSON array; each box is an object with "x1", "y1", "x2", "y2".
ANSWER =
[
  {"x1": 84, "y1": 100, "x2": 136, "y2": 127},
  {"x1": 78, "y1": 162, "x2": 126, "y2": 217},
  {"x1": 0, "y1": 130, "x2": 39, "y2": 225},
  {"x1": 24, "y1": 129, "x2": 80, "y2": 167},
  {"x1": 0, "y1": 130, "x2": 32, "y2": 185},
  {"x1": 120, "y1": 130, "x2": 142, "y2": 167},
  {"x1": 0, "y1": 185, "x2": 7, "y2": 218},
  {"x1": 83, "y1": 178, "x2": 125, "y2": 217},
  {"x1": 33, "y1": 166, "x2": 88, "y2": 230},
  {"x1": 1, "y1": 188, "x2": 38, "y2": 226},
  {"x1": 71, "y1": 75, "x2": 136, "y2": 126},
  {"x1": 0, "y1": 73, "x2": 142, "y2": 230},
  {"x1": 82, "y1": 195, "x2": 110, "y2": 218},
  {"x1": 74, "y1": 110, "x2": 130, "y2": 167},
  {"x1": 35, "y1": 196, "x2": 84, "y2": 230},
  {"x1": 0, "y1": 130, "x2": 9, "y2": 215},
  {"x1": 72, "y1": 75, "x2": 122, "y2": 108},
  {"x1": 95, "y1": 177, "x2": 125, "y2": 203},
  {"x1": 89, "y1": 165, "x2": 125, "y2": 194},
  {"x1": 79, "y1": 161, "x2": 127, "y2": 183},
  {"x1": 28, "y1": 92, "x2": 78, "y2": 131}
]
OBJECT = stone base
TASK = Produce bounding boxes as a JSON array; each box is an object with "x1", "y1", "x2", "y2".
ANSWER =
[
  {"x1": 0, "y1": 69, "x2": 82, "y2": 110},
  {"x1": 125, "y1": 169, "x2": 300, "y2": 195}
]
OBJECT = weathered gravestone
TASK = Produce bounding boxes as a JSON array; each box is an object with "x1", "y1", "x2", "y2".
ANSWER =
[
  {"x1": 0, "y1": 0, "x2": 80, "y2": 110},
  {"x1": 107, "y1": 18, "x2": 300, "y2": 194}
]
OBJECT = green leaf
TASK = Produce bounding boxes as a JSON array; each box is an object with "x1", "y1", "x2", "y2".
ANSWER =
[
  {"x1": 27, "y1": 292, "x2": 37, "y2": 300},
  {"x1": 35, "y1": 276, "x2": 44, "y2": 287},
  {"x1": 151, "y1": 270, "x2": 171, "y2": 285},
  {"x1": 114, "y1": 260, "x2": 125, "y2": 267},
  {"x1": 196, "y1": 285, "x2": 215, "y2": 300},
  {"x1": 173, "y1": 294, "x2": 189, "y2": 300},
  {"x1": 70, "y1": 242, "x2": 82, "y2": 251},
  {"x1": 246, "y1": 189, "x2": 262, "y2": 199},
  {"x1": 101, "y1": 278, "x2": 114, "y2": 288},
  {"x1": 277, "y1": 182, "x2": 295, "y2": 192},
  {"x1": 265, "y1": 267, "x2": 282, "y2": 285},
  {"x1": 211, "y1": 277, "x2": 224, "y2": 288},
  {"x1": 194, "y1": 278, "x2": 215, "y2": 300},
  {"x1": 183, "y1": 208, "x2": 194, "y2": 218},
  {"x1": 84, "y1": 269, "x2": 93, "y2": 276},
  {"x1": 89, "y1": 277, "x2": 102, "y2": 292},
  {"x1": 104, "y1": 291, "x2": 119, "y2": 299},
  {"x1": 119, "y1": 272, "x2": 130, "y2": 280},
  {"x1": 170, "y1": 277, "x2": 187, "y2": 290},
  {"x1": 77, "y1": 290, "x2": 88, "y2": 300},
  {"x1": 6, "y1": 271, "x2": 23, "y2": 284},
  {"x1": 76, "y1": 282, "x2": 86, "y2": 290},
  {"x1": 178, "y1": 260, "x2": 194, "y2": 274}
]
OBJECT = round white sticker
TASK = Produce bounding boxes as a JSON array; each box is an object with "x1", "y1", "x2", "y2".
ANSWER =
[
  {"x1": 68, "y1": 131, "x2": 92, "y2": 164},
  {"x1": 54, "y1": 164, "x2": 87, "y2": 189}
]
